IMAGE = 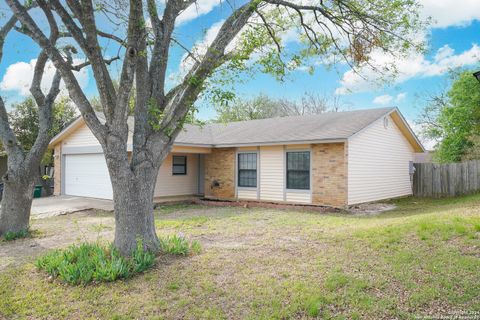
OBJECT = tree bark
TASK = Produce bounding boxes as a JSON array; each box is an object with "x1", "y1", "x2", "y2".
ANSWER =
[
  {"x1": 0, "y1": 172, "x2": 34, "y2": 235},
  {"x1": 109, "y1": 157, "x2": 160, "y2": 255}
]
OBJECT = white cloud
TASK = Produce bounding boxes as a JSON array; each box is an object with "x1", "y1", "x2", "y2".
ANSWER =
[
  {"x1": 373, "y1": 94, "x2": 393, "y2": 105},
  {"x1": 332, "y1": 0, "x2": 480, "y2": 95},
  {"x1": 0, "y1": 59, "x2": 88, "y2": 96},
  {"x1": 434, "y1": 45, "x2": 455, "y2": 62},
  {"x1": 172, "y1": 0, "x2": 480, "y2": 31},
  {"x1": 373, "y1": 92, "x2": 407, "y2": 105},
  {"x1": 177, "y1": 0, "x2": 221, "y2": 25},
  {"x1": 420, "y1": 0, "x2": 480, "y2": 28},
  {"x1": 170, "y1": 19, "x2": 225, "y2": 82},
  {"x1": 396, "y1": 92, "x2": 407, "y2": 103},
  {"x1": 336, "y1": 44, "x2": 480, "y2": 95}
]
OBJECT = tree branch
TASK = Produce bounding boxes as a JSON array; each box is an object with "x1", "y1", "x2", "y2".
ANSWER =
[
  {"x1": 5, "y1": 0, "x2": 107, "y2": 143},
  {"x1": 70, "y1": 56, "x2": 121, "y2": 71},
  {"x1": 0, "y1": 14, "x2": 23, "y2": 160},
  {"x1": 26, "y1": 0, "x2": 63, "y2": 166},
  {"x1": 160, "y1": 2, "x2": 257, "y2": 142}
]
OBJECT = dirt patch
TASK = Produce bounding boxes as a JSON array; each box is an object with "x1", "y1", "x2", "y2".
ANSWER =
[
  {"x1": 0, "y1": 210, "x2": 115, "y2": 271},
  {"x1": 347, "y1": 203, "x2": 397, "y2": 215},
  {"x1": 194, "y1": 198, "x2": 340, "y2": 213}
]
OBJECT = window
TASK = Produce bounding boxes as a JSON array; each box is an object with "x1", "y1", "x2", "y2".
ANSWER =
[
  {"x1": 238, "y1": 153, "x2": 257, "y2": 187},
  {"x1": 172, "y1": 156, "x2": 187, "y2": 175},
  {"x1": 286, "y1": 151, "x2": 310, "y2": 190}
]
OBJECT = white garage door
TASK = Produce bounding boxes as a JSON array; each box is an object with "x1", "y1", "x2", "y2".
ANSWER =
[{"x1": 64, "y1": 154, "x2": 113, "y2": 200}]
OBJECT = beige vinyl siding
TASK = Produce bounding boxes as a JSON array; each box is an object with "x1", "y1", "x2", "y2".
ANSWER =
[
  {"x1": 285, "y1": 191, "x2": 311, "y2": 204},
  {"x1": 172, "y1": 146, "x2": 211, "y2": 154},
  {"x1": 259, "y1": 146, "x2": 284, "y2": 201},
  {"x1": 348, "y1": 115, "x2": 414, "y2": 205},
  {"x1": 62, "y1": 123, "x2": 99, "y2": 147},
  {"x1": 237, "y1": 188, "x2": 258, "y2": 200},
  {"x1": 62, "y1": 123, "x2": 133, "y2": 147},
  {"x1": 154, "y1": 154, "x2": 199, "y2": 197},
  {"x1": 237, "y1": 147, "x2": 258, "y2": 152},
  {"x1": 286, "y1": 144, "x2": 310, "y2": 150},
  {"x1": 235, "y1": 145, "x2": 313, "y2": 204}
]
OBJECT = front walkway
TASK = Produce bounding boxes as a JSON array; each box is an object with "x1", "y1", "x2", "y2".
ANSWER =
[{"x1": 31, "y1": 195, "x2": 113, "y2": 218}]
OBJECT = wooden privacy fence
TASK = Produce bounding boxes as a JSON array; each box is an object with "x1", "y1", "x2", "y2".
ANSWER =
[{"x1": 413, "y1": 160, "x2": 480, "y2": 198}]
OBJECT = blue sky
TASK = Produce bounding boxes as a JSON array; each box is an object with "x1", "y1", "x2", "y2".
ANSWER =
[{"x1": 0, "y1": 0, "x2": 479, "y2": 132}]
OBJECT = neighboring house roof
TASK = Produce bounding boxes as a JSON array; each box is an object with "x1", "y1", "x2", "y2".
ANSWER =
[
  {"x1": 49, "y1": 107, "x2": 425, "y2": 152},
  {"x1": 414, "y1": 151, "x2": 433, "y2": 163}
]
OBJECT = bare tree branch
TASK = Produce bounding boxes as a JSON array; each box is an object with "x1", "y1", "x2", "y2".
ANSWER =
[
  {"x1": 6, "y1": 0, "x2": 107, "y2": 142},
  {"x1": 70, "y1": 55, "x2": 121, "y2": 71},
  {"x1": 161, "y1": 2, "x2": 257, "y2": 140}
]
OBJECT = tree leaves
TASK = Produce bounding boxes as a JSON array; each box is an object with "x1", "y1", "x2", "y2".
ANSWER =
[{"x1": 418, "y1": 70, "x2": 480, "y2": 162}]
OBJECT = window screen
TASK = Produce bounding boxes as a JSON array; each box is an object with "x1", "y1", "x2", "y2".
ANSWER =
[
  {"x1": 238, "y1": 153, "x2": 257, "y2": 187},
  {"x1": 172, "y1": 156, "x2": 187, "y2": 175},
  {"x1": 286, "y1": 151, "x2": 310, "y2": 190}
]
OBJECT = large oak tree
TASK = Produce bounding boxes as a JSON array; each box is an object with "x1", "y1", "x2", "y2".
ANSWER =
[{"x1": 5, "y1": 0, "x2": 427, "y2": 254}]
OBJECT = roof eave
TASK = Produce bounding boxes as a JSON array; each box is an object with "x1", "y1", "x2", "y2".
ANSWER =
[
  {"x1": 346, "y1": 107, "x2": 425, "y2": 153},
  {"x1": 48, "y1": 116, "x2": 83, "y2": 148},
  {"x1": 389, "y1": 108, "x2": 426, "y2": 153},
  {"x1": 173, "y1": 142, "x2": 214, "y2": 148},
  {"x1": 212, "y1": 138, "x2": 347, "y2": 148}
]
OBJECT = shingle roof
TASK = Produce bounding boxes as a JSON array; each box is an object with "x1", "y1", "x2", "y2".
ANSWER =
[
  {"x1": 175, "y1": 107, "x2": 395, "y2": 146},
  {"x1": 52, "y1": 107, "x2": 423, "y2": 150}
]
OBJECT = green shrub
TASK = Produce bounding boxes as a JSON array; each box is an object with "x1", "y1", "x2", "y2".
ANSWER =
[
  {"x1": 159, "y1": 234, "x2": 201, "y2": 256},
  {"x1": 2, "y1": 228, "x2": 31, "y2": 241},
  {"x1": 35, "y1": 241, "x2": 155, "y2": 285},
  {"x1": 131, "y1": 240, "x2": 156, "y2": 273}
]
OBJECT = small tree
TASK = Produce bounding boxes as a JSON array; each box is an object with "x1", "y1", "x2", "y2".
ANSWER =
[
  {"x1": 7, "y1": 0, "x2": 427, "y2": 254},
  {"x1": 6, "y1": 96, "x2": 77, "y2": 196},
  {"x1": 8, "y1": 96, "x2": 77, "y2": 157},
  {"x1": 215, "y1": 94, "x2": 280, "y2": 122},
  {"x1": 215, "y1": 92, "x2": 344, "y2": 122}
]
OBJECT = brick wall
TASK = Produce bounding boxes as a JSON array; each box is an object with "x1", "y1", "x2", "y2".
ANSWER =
[
  {"x1": 311, "y1": 143, "x2": 348, "y2": 207},
  {"x1": 204, "y1": 148, "x2": 235, "y2": 199},
  {"x1": 53, "y1": 144, "x2": 61, "y2": 196}
]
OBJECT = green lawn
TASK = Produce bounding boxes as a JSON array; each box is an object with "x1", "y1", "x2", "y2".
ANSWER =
[{"x1": 1, "y1": 195, "x2": 479, "y2": 319}]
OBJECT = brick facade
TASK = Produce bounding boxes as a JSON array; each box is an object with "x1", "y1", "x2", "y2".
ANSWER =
[
  {"x1": 204, "y1": 148, "x2": 235, "y2": 199},
  {"x1": 53, "y1": 144, "x2": 61, "y2": 196},
  {"x1": 311, "y1": 143, "x2": 348, "y2": 207}
]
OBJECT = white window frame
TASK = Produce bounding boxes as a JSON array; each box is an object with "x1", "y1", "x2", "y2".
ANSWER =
[
  {"x1": 236, "y1": 150, "x2": 259, "y2": 191},
  {"x1": 284, "y1": 148, "x2": 312, "y2": 192}
]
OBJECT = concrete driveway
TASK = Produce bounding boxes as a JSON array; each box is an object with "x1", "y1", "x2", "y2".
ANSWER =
[{"x1": 31, "y1": 195, "x2": 113, "y2": 218}]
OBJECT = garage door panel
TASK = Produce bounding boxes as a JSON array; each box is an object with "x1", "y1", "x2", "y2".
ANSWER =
[{"x1": 65, "y1": 154, "x2": 113, "y2": 200}]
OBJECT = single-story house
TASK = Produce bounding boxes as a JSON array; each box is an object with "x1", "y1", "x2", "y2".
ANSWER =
[{"x1": 48, "y1": 107, "x2": 425, "y2": 207}]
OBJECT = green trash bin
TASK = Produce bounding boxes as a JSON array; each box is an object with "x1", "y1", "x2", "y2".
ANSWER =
[{"x1": 33, "y1": 185, "x2": 42, "y2": 198}]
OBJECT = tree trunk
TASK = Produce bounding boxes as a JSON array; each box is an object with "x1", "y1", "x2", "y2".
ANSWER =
[
  {"x1": 110, "y1": 164, "x2": 160, "y2": 256},
  {"x1": 0, "y1": 174, "x2": 34, "y2": 236}
]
